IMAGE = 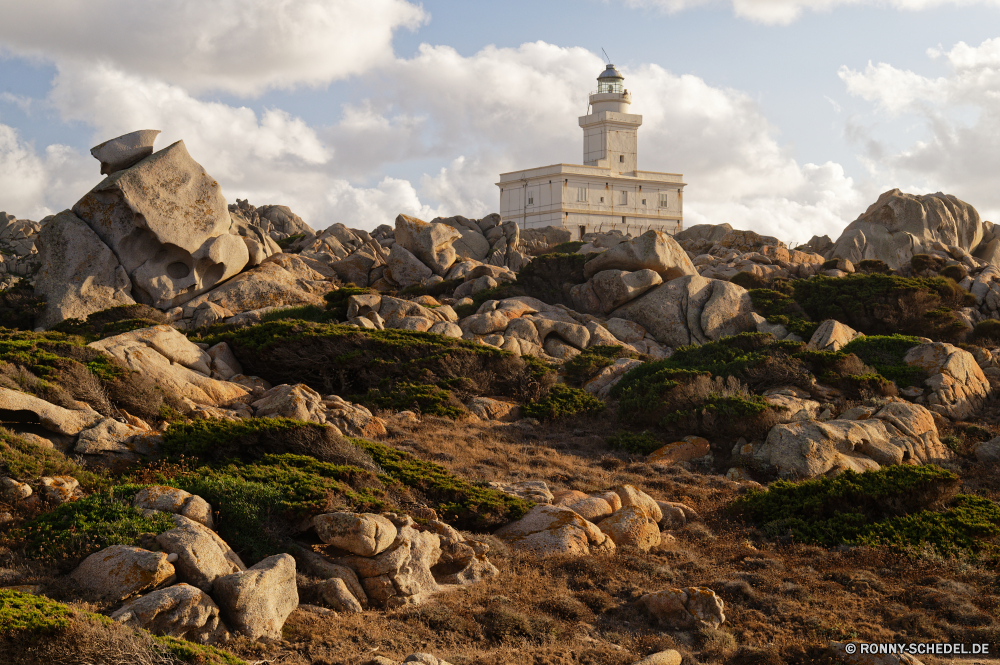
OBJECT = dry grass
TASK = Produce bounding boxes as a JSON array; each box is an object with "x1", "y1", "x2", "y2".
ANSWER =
[{"x1": 0, "y1": 614, "x2": 180, "y2": 665}]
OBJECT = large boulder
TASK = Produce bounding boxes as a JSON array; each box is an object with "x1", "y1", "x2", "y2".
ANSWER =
[
  {"x1": 90, "y1": 325, "x2": 249, "y2": 406},
  {"x1": 72, "y1": 139, "x2": 249, "y2": 308},
  {"x1": 640, "y1": 587, "x2": 725, "y2": 630},
  {"x1": 90, "y1": 129, "x2": 161, "y2": 175},
  {"x1": 313, "y1": 512, "x2": 398, "y2": 557},
  {"x1": 394, "y1": 215, "x2": 461, "y2": 276},
  {"x1": 904, "y1": 342, "x2": 991, "y2": 420},
  {"x1": 828, "y1": 189, "x2": 983, "y2": 270},
  {"x1": 610, "y1": 275, "x2": 755, "y2": 346},
  {"x1": 133, "y1": 486, "x2": 214, "y2": 529},
  {"x1": 155, "y1": 514, "x2": 246, "y2": 592},
  {"x1": 213, "y1": 553, "x2": 298, "y2": 641},
  {"x1": 590, "y1": 269, "x2": 663, "y2": 314},
  {"x1": 33, "y1": 209, "x2": 136, "y2": 328},
  {"x1": 386, "y1": 244, "x2": 433, "y2": 288},
  {"x1": 754, "y1": 400, "x2": 952, "y2": 479},
  {"x1": 596, "y1": 506, "x2": 661, "y2": 551},
  {"x1": 583, "y1": 230, "x2": 696, "y2": 280},
  {"x1": 673, "y1": 223, "x2": 733, "y2": 254},
  {"x1": 494, "y1": 504, "x2": 616, "y2": 556},
  {"x1": 256, "y1": 204, "x2": 315, "y2": 236},
  {"x1": 0, "y1": 387, "x2": 101, "y2": 436},
  {"x1": 70, "y1": 545, "x2": 175, "y2": 601},
  {"x1": 111, "y1": 583, "x2": 230, "y2": 645}
]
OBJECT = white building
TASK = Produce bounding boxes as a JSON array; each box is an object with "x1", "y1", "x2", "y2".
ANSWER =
[{"x1": 497, "y1": 63, "x2": 685, "y2": 241}]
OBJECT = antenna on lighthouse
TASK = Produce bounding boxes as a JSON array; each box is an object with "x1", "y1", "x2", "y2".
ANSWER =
[{"x1": 601, "y1": 48, "x2": 611, "y2": 64}]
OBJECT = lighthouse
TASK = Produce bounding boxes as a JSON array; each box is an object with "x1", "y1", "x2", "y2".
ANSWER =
[{"x1": 497, "y1": 63, "x2": 684, "y2": 240}]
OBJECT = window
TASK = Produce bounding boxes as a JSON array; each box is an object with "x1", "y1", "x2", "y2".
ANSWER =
[
  {"x1": 659, "y1": 192, "x2": 670, "y2": 208},
  {"x1": 600, "y1": 196, "x2": 604, "y2": 203},
  {"x1": 642, "y1": 199, "x2": 646, "y2": 205},
  {"x1": 576, "y1": 187, "x2": 587, "y2": 202},
  {"x1": 619, "y1": 155, "x2": 624, "y2": 163},
  {"x1": 527, "y1": 195, "x2": 534, "y2": 205},
  {"x1": 620, "y1": 191, "x2": 628, "y2": 205}
]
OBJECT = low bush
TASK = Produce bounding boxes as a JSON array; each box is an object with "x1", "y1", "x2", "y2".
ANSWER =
[
  {"x1": 50, "y1": 305, "x2": 169, "y2": 340},
  {"x1": 0, "y1": 281, "x2": 45, "y2": 331},
  {"x1": 0, "y1": 429, "x2": 100, "y2": 487},
  {"x1": 160, "y1": 418, "x2": 379, "y2": 469},
  {"x1": 550, "y1": 241, "x2": 585, "y2": 254},
  {"x1": 398, "y1": 278, "x2": 464, "y2": 299},
  {"x1": 257, "y1": 304, "x2": 338, "y2": 324},
  {"x1": 910, "y1": 253, "x2": 946, "y2": 274},
  {"x1": 276, "y1": 233, "x2": 306, "y2": 249},
  {"x1": 856, "y1": 259, "x2": 893, "y2": 274},
  {"x1": 522, "y1": 384, "x2": 605, "y2": 420},
  {"x1": 840, "y1": 335, "x2": 924, "y2": 386},
  {"x1": 20, "y1": 485, "x2": 175, "y2": 561},
  {"x1": 735, "y1": 465, "x2": 1000, "y2": 557},
  {"x1": 514, "y1": 252, "x2": 595, "y2": 307},
  {"x1": 748, "y1": 288, "x2": 819, "y2": 340},
  {"x1": 607, "y1": 430, "x2": 663, "y2": 455},
  {"x1": 564, "y1": 345, "x2": 638, "y2": 387},
  {"x1": 359, "y1": 381, "x2": 467, "y2": 418},
  {"x1": 196, "y1": 321, "x2": 553, "y2": 407},
  {"x1": 0, "y1": 589, "x2": 72, "y2": 634},
  {"x1": 971, "y1": 319, "x2": 1000, "y2": 344},
  {"x1": 731, "y1": 271, "x2": 771, "y2": 291},
  {"x1": 323, "y1": 286, "x2": 377, "y2": 320}
]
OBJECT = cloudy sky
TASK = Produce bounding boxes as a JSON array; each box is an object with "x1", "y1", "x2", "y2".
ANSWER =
[{"x1": 1, "y1": 0, "x2": 998, "y2": 244}]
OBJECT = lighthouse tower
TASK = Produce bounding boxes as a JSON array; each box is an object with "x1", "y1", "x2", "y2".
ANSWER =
[
  {"x1": 497, "y1": 61, "x2": 684, "y2": 240},
  {"x1": 580, "y1": 64, "x2": 641, "y2": 175}
]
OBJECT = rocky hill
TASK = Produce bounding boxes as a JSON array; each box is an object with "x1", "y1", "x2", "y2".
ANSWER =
[{"x1": 1, "y1": 130, "x2": 1000, "y2": 665}]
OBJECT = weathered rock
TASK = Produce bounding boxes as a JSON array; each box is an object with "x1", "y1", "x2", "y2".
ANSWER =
[
  {"x1": 395, "y1": 215, "x2": 461, "y2": 275},
  {"x1": 111, "y1": 583, "x2": 230, "y2": 645},
  {"x1": 466, "y1": 397, "x2": 521, "y2": 422},
  {"x1": 387, "y1": 244, "x2": 433, "y2": 288},
  {"x1": 0, "y1": 387, "x2": 101, "y2": 436},
  {"x1": 605, "y1": 317, "x2": 647, "y2": 343},
  {"x1": 0, "y1": 477, "x2": 31, "y2": 501},
  {"x1": 213, "y1": 553, "x2": 298, "y2": 641},
  {"x1": 134, "y1": 486, "x2": 214, "y2": 529},
  {"x1": 316, "y1": 577, "x2": 363, "y2": 612},
  {"x1": 755, "y1": 400, "x2": 952, "y2": 478},
  {"x1": 615, "y1": 485, "x2": 663, "y2": 523},
  {"x1": 33, "y1": 209, "x2": 136, "y2": 328},
  {"x1": 590, "y1": 269, "x2": 663, "y2": 313},
  {"x1": 313, "y1": 512, "x2": 398, "y2": 557},
  {"x1": 74, "y1": 417, "x2": 159, "y2": 461},
  {"x1": 806, "y1": 320, "x2": 862, "y2": 352},
  {"x1": 424, "y1": 519, "x2": 499, "y2": 586},
  {"x1": 762, "y1": 387, "x2": 821, "y2": 423},
  {"x1": 829, "y1": 189, "x2": 983, "y2": 270},
  {"x1": 70, "y1": 545, "x2": 175, "y2": 601},
  {"x1": 335, "y1": 519, "x2": 442, "y2": 608},
  {"x1": 38, "y1": 476, "x2": 80, "y2": 503},
  {"x1": 700, "y1": 280, "x2": 755, "y2": 342},
  {"x1": 640, "y1": 587, "x2": 725, "y2": 629},
  {"x1": 494, "y1": 504, "x2": 615, "y2": 556},
  {"x1": 488, "y1": 480, "x2": 554, "y2": 503},
  {"x1": 90, "y1": 129, "x2": 161, "y2": 175},
  {"x1": 73, "y1": 140, "x2": 249, "y2": 308},
  {"x1": 597, "y1": 506, "x2": 661, "y2": 551},
  {"x1": 632, "y1": 650, "x2": 682, "y2": 665},
  {"x1": 904, "y1": 342, "x2": 991, "y2": 419},
  {"x1": 156, "y1": 514, "x2": 246, "y2": 592},
  {"x1": 647, "y1": 437, "x2": 711, "y2": 464},
  {"x1": 252, "y1": 383, "x2": 325, "y2": 423},
  {"x1": 207, "y1": 342, "x2": 242, "y2": 381},
  {"x1": 583, "y1": 230, "x2": 697, "y2": 280}
]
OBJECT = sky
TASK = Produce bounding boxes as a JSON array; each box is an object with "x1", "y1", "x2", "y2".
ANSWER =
[{"x1": 1, "y1": 0, "x2": 999, "y2": 246}]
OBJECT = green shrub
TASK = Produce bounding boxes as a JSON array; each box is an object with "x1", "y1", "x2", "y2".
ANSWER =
[
  {"x1": 839, "y1": 334, "x2": 925, "y2": 386},
  {"x1": 972, "y1": 319, "x2": 1000, "y2": 343},
  {"x1": 607, "y1": 430, "x2": 663, "y2": 455},
  {"x1": 748, "y1": 289, "x2": 819, "y2": 340},
  {"x1": 513, "y1": 253, "x2": 594, "y2": 307},
  {"x1": 257, "y1": 305, "x2": 338, "y2": 324},
  {"x1": 196, "y1": 321, "x2": 552, "y2": 406},
  {"x1": 398, "y1": 278, "x2": 464, "y2": 299},
  {"x1": 735, "y1": 465, "x2": 1000, "y2": 556},
  {"x1": 0, "y1": 429, "x2": 99, "y2": 487},
  {"x1": 0, "y1": 589, "x2": 72, "y2": 634},
  {"x1": 731, "y1": 271, "x2": 770, "y2": 290},
  {"x1": 0, "y1": 281, "x2": 45, "y2": 331},
  {"x1": 856, "y1": 259, "x2": 892, "y2": 274},
  {"x1": 323, "y1": 286, "x2": 376, "y2": 320},
  {"x1": 160, "y1": 418, "x2": 378, "y2": 469},
  {"x1": 276, "y1": 233, "x2": 306, "y2": 249},
  {"x1": 910, "y1": 253, "x2": 946, "y2": 273},
  {"x1": 359, "y1": 381, "x2": 466, "y2": 418},
  {"x1": 352, "y1": 437, "x2": 534, "y2": 530},
  {"x1": 20, "y1": 485, "x2": 175, "y2": 560},
  {"x1": 49, "y1": 305, "x2": 169, "y2": 341},
  {"x1": 564, "y1": 345, "x2": 638, "y2": 387},
  {"x1": 790, "y1": 273, "x2": 972, "y2": 339},
  {"x1": 550, "y1": 241, "x2": 585, "y2": 254},
  {"x1": 155, "y1": 635, "x2": 248, "y2": 665},
  {"x1": 939, "y1": 264, "x2": 968, "y2": 282},
  {"x1": 523, "y1": 384, "x2": 605, "y2": 420}
]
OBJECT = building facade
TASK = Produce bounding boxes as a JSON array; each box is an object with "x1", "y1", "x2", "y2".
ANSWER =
[{"x1": 497, "y1": 63, "x2": 684, "y2": 240}]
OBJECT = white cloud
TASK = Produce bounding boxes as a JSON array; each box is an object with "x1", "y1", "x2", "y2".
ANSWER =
[
  {"x1": 0, "y1": 92, "x2": 32, "y2": 114},
  {"x1": 0, "y1": 123, "x2": 92, "y2": 220},
  {"x1": 616, "y1": 0, "x2": 1000, "y2": 24},
  {"x1": 838, "y1": 37, "x2": 1000, "y2": 221},
  {"x1": 0, "y1": 0, "x2": 426, "y2": 96}
]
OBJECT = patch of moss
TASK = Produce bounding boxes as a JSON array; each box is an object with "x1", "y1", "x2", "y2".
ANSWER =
[
  {"x1": 20, "y1": 484, "x2": 175, "y2": 560},
  {"x1": 735, "y1": 465, "x2": 1000, "y2": 557},
  {"x1": 0, "y1": 589, "x2": 72, "y2": 634},
  {"x1": 607, "y1": 430, "x2": 663, "y2": 455},
  {"x1": 564, "y1": 345, "x2": 638, "y2": 387},
  {"x1": 523, "y1": 384, "x2": 605, "y2": 420}
]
